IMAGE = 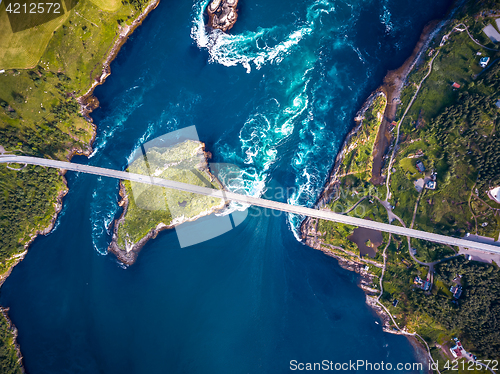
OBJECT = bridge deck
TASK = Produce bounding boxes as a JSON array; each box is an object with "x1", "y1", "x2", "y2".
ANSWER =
[{"x1": 2, "y1": 155, "x2": 500, "y2": 255}]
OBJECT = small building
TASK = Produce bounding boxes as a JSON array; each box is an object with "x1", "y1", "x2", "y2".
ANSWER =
[
  {"x1": 392, "y1": 299, "x2": 399, "y2": 307},
  {"x1": 426, "y1": 180, "x2": 436, "y2": 190},
  {"x1": 450, "y1": 285, "x2": 463, "y2": 299},
  {"x1": 423, "y1": 281, "x2": 431, "y2": 291},
  {"x1": 479, "y1": 56, "x2": 490, "y2": 68},
  {"x1": 466, "y1": 254, "x2": 472, "y2": 261},
  {"x1": 450, "y1": 342, "x2": 463, "y2": 358},
  {"x1": 416, "y1": 160, "x2": 425, "y2": 173},
  {"x1": 414, "y1": 276, "x2": 423, "y2": 285},
  {"x1": 488, "y1": 186, "x2": 500, "y2": 203},
  {"x1": 452, "y1": 82, "x2": 461, "y2": 89}
]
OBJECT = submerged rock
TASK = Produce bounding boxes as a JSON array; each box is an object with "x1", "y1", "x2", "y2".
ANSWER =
[{"x1": 206, "y1": 0, "x2": 239, "y2": 32}]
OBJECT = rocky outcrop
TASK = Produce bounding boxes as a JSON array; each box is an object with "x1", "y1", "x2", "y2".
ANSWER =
[{"x1": 206, "y1": 0, "x2": 238, "y2": 32}]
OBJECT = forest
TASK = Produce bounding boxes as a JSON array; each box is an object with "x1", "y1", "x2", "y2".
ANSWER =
[
  {"x1": 408, "y1": 258, "x2": 500, "y2": 360},
  {"x1": 0, "y1": 313, "x2": 21, "y2": 374}
]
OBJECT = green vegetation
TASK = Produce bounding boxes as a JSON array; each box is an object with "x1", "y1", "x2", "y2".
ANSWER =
[
  {"x1": 0, "y1": 0, "x2": 152, "y2": 268},
  {"x1": 0, "y1": 312, "x2": 21, "y2": 374},
  {"x1": 340, "y1": 94, "x2": 387, "y2": 181},
  {"x1": 380, "y1": 15, "x2": 500, "y2": 362},
  {"x1": 0, "y1": 0, "x2": 150, "y2": 265},
  {"x1": 0, "y1": 2, "x2": 69, "y2": 69},
  {"x1": 426, "y1": 258, "x2": 500, "y2": 360},
  {"x1": 311, "y1": 95, "x2": 388, "y2": 262},
  {"x1": 388, "y1": 21, "x2": 500, "y2": 239},
  {"x1": 115, "y1": 141, "x2": 225, "y2": 250},
  {"x1": 0, "y1": 0, "x2": 154, "y2": 369},
  {"x1": 309, "y1": 2, "x2": 500, "y2": 365},
  {"x1": 0, "y1": 166, "x2": 66, "y2": 257}
]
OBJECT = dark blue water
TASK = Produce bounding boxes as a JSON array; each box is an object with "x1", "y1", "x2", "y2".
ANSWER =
[{"x1": 1, "y1": 0, "x2": 453, "y2": 372}]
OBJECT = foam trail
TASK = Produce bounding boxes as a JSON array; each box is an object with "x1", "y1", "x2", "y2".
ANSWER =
[
  {"x1": 89, "y1": 89, "x2": 145, "y2": 158},
  {"x1": 192, "y1": 0, "x2": 346, "y2": 234},
  {"x1": 190, "y1": 0, "x2": 336, "y2": 72}
]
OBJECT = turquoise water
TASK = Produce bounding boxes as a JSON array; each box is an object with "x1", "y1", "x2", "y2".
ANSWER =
[{"x1": 1, "y1": 0, "x2": 453, "y2": 372}]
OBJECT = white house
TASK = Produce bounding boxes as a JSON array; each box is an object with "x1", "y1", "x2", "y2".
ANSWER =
[
  {"x1": 480, "y1": 57, "x2": 490, "y2": 68},
  {"x1": 488, "y1": 186, "x2": 500, "y2": 204}
]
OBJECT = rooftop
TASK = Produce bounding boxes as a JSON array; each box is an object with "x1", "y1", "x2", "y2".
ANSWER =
[
  {"x1": 479, "y1": 57, "x2": 490, "y2": 68},
  {"x1": 488, "y1": 186, "x2": 500, "y2": 203}
]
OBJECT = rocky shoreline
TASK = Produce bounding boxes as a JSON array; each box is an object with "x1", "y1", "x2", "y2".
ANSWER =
[
  {"x1": 301, "y1": 15, "x2": 452, "y2": 349},
  {"x1": 0, "y1": 2, "x2": 162, "y2": 370},
  {"x1": 302, "y1": 90, "x2": 385, "y2": 214},
  {"x1": 108, "y1": 143, "x2": 228, "y2": 266},
  {"x1": 3, "y1": 0, "x2": 164, "y2": 273},
  {"x1": 0, "y1": 307, "x2": 25, "y2": 373},
  {"x1": 107, "y1": 182, "x2": 178, "y2": 266},
  {"x1": 371, "y1": 18, "x2": 450, "y2": 185},
  {"x1": 11, "y1": 0, "x2": 163, "y2": 266},
  {"x1": 77, "y1": 0, "x2": 161, "y2": 121}
]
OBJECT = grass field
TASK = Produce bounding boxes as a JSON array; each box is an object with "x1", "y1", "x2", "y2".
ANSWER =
[
  {"x1": 0, "y1": 0, "x2": 151, "y2": 369},
  {"x1": 116, "y1": 141, "x2": 225, "y2": 250},
  {"x1": 340, "y1": 95, "x2": 387, "y2": 180},
  {"x1": 88, "y1": 0, "x2": 121, "y2": 12},
  {"x1": 308, "y1": 2, "x2": 500, "y2": 362},
  {"x1": 0, "y1": 0, "x2": 135, "y2": 70},
  {"x1": 400, "y1": 31, "x2": 487, "y2": 134},
  {"x1": 0, "y1": 2, "x2": 69, "y2": 69}
]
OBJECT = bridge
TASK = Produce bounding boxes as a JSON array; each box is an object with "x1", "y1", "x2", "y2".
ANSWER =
[{"x1": 2, "y1": 154, "x2": 500, "y2": 255}]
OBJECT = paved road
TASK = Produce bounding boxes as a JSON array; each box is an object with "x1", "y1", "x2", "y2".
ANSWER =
[{"x1": 2, "y1": 154, "x2": 500, "y2": 255}]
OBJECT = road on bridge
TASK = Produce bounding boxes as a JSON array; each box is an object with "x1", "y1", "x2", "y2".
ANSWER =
[{"x1": 2, "y1": 154, "x2": 500, "y2": 255}]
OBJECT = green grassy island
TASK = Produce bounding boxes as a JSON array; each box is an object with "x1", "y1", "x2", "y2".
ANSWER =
[
  {"x1": 0, "y1": 0, "x2": 157, "y2": 370},
  {"x1": 303, "y1": 0, "x2": 500, "y2": 369},
  {"x1": 1, "y1": 0, "x2": 500, "y2": 371},
  {"x1": 109, "y1": 140, "x2": 226, "y2": 265}
]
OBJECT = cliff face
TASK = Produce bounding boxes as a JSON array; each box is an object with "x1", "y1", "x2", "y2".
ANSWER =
[{"x1": 206, "y1": 0, "x2": 239, "y2": 32}]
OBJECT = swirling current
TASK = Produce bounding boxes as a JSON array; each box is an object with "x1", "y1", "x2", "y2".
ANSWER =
[{"x1": 0, "y1": 0, "x2": 455, "y2": 373}]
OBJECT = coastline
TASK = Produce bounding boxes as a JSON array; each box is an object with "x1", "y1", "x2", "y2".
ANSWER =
[
  {"x1": 304, "y1": 90, "x2": 385, "y2": 212},
  {"x1": 0, "y1": 2, "x2": 161, "y2": 370},
  {"x1": 6, "y1": 0, "x2": 162, "y2": 268},
  {"x1": 77, "y1": 0, "x2": 161, "y2": 121},
  {"x1": 301, "y1": 15, "x2": 452, "y2": 368},
  {"x1": 108, "y1": 143, "x2": 228, "y2": 265},
  {"x1": 0, "y1": 0, "x2": 162, "y2": 273},
  {"x1": 0, "y1": 307, "x2": 24, "y2": 373},
  {"x1": 108, "y1": 181, "x2": 175, "y2": 266}
]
